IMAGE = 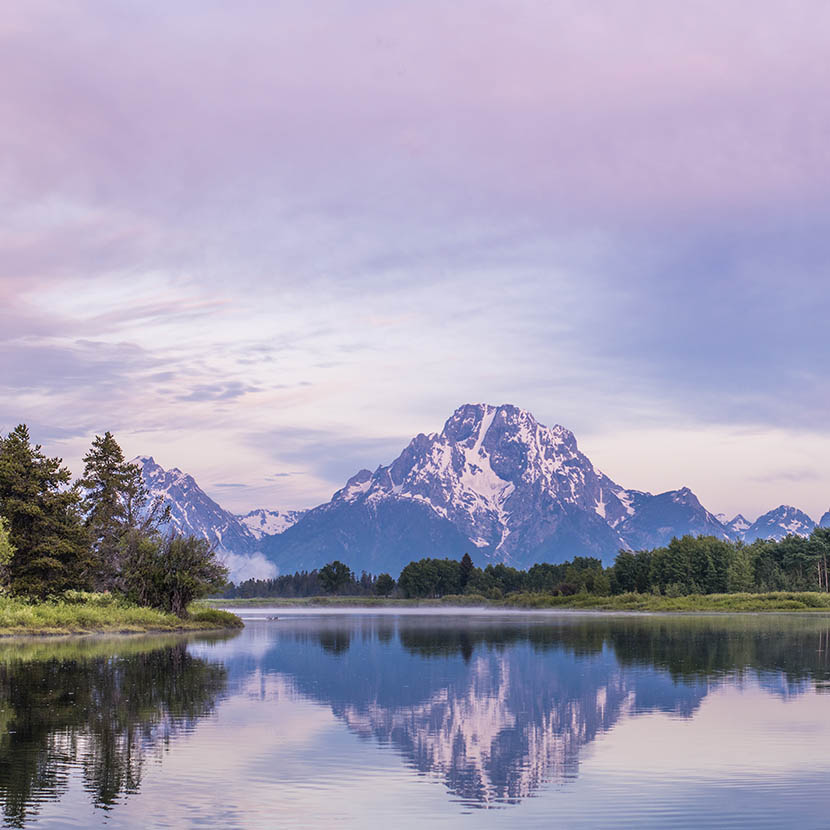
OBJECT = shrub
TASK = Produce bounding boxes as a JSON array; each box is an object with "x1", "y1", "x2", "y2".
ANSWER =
[{"x1": 122, "y1": 531, "x2": 228, "y2": 618}]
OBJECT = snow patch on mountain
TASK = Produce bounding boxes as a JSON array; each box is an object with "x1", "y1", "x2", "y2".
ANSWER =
[
  {"x1": 130, "y1": 456, "x2": 288, "y2": 582},
  {"x1": 743, "y1": 505, "x2": 816, "y2": 542},
  {"x1": 237, "y1": 508, "x2": 306, "y2": 539},
  {"x1": 268, "y1": 404, "x2": 748, "y2": 571}
]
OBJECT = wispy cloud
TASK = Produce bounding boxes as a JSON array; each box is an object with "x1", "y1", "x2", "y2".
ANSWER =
[{"x1": 2, "y1": 0, "x2": 829, "y2": 517}]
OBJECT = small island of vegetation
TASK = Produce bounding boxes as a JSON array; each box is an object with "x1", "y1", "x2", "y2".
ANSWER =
[{"x1": 0, "y1": 425, "x2": 241, "y2": 635}]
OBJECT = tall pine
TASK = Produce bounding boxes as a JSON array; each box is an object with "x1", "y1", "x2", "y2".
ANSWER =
[
  {"x1": 0, "y1": 425, "x2": 89, "y2": 597},
  {"x1": 78, "y1": 432, "x2": 162, "y2": 591}
]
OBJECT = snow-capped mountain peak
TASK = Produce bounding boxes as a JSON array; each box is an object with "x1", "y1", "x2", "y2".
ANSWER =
[
  {"x1": 265, "y1": 403, "x2": 739, "y2": 572},
  {"x1": 717, "y1": 513, "x2": 751, "y2": 535},
  {"x1": 237, "y1": 508, "x2": 307, "y2": 539},
  {"x1": 328, "y1": 403, "x2": 628, "y2": 557},
  {"x1": 743, "y1": 505, "x2": 816, "y2": 542},
  {"x1": 129, "y1": 456, "x2": 297, "y2": 582}
]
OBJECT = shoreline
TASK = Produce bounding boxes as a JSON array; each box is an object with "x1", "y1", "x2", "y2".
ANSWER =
[
  {"x1": 0, "y1": 597, "x2": 244, "y2": 637},
  {"x1": 208, "y1": 590, "x2": 830, "y2": 614}
]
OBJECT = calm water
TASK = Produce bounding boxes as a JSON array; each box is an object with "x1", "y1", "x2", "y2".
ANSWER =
[{"x1": 3, "y1": 610, "x2": 830, "y2": 828}]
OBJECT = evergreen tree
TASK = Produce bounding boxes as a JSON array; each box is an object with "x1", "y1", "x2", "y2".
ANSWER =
[
  {"x1": 78, "y1": 432, "x2": 167, "y2": 591},
  {"x1": 0, "y1": 516, "x2": 15, "y2": 589},
  {"x1": 0, "y1": 425, "x2": 89, "y2": 597},
  {"x1": 78, "y1": 432, "x2": 132, "y2": 590},
  {"x1": 459, "y1": 553, "x2": 474, "y2": 591}
]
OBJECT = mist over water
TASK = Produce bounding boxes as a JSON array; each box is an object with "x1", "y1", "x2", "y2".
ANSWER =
[{"x1": 3, "y1": 612, "x2": 830, "y2": 828}]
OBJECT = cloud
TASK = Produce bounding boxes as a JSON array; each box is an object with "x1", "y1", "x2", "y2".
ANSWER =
[
  {"x1": 250, "y1": 427, "x2": 412, "y2": 492},
  {"x1": 176, "y1": 382, "x2": 261, "y2": 403},
  {"x1": 1, "y1": 1, "x2": 829, "y2": 517},
  {"x1": 216, "y1": 551, "x2": 277, "y2": 582}
]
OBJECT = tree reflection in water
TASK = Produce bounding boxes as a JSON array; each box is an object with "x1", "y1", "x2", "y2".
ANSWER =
[{"x1": 0, "y1": 636, "x2": 230, "y2": 828}]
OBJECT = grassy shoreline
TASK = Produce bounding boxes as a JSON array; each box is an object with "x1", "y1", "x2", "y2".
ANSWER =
[
  {"x1": 208, "y1": 591, "x2": 830, "y2": 613},
  {"x1": 0, "y1": 595, "x2": 243, "y2": 636}
]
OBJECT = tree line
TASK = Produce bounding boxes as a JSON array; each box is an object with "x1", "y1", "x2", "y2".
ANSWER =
[
  {"x1": 224, "y1": 529, "x2": 830, "y2": 600},
  {"x1": 223, "y1": 565, "x2": 392, "y2": 599},
  {"x1": 0, "y1": 425, "x2": 227, "y2": 616}
]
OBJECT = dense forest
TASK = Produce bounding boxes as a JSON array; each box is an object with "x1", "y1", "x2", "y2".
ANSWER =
[
  {"x1": 224, "y1": 530, "x2": 830, "y2": 600},
  {"x1": 0, "y1": 425, "x2": 226, "y2": 616}
]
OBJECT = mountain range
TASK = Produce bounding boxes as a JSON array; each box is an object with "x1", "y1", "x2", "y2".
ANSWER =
[{"x1": 132, "y1": 404, "x2": 829, "y2": 580}]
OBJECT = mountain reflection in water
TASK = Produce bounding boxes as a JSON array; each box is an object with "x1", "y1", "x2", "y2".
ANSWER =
[
  {"x1": 220, "y1": 614, "x2": 830, "y2": 807},
  {"x1": 4, "y1": 614, "x2": 830, "y2": 827},
  {"x1": 0, "y1": 635, "x2": 230, "y2": 828}
]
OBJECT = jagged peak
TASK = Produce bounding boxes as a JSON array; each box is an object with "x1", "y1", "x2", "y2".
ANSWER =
[
  {"x1": 440, "y1": 403, "x2": 576, "y2": 454},
  {"x1": 756, "y1": 504, "x2": 813, "y2": 521},
  {"x1": 334, "y1": 468, "x2": 374, "y2": 502}
]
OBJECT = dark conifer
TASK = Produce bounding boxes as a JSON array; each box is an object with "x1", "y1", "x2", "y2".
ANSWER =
[
  {"x1": 0, "y1": 425, "x2": 88, "y2": 597},
  {"x1": 78, "y1": 432, "x2": 168, "y2": 591}
]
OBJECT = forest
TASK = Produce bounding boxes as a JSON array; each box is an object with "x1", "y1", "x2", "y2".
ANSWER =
[
  {"x1": 0, "y1": 424, "x2": 228, "y2": 618},
  {"x1": 223, "y1": 529, "x2": 830, "y2": 601}
]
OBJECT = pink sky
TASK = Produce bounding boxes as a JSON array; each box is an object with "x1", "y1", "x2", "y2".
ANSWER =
[{"x1": 2, "y1": 1, "x2": 829, "y2": 518}]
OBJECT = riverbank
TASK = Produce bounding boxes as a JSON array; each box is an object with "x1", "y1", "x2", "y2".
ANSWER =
[
  {"x1": 210, "y1": 591, "x2": 830, "y2": 613},
  {"x1": 0, "y1": 594, "x2": 244, "y2": 636}
]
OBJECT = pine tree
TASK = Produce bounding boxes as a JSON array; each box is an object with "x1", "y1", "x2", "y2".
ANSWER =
[
  {"x1": 78, "y1": 432, "x2": 167, "y2": 591},
  {"x1": 459, "y1": 553, "x2": 474, "y2": 591},
  {"x1": 0, "y1": 516, "x2": 15, "y2": 589},
  {"x1": 0, "y1": 425, "x2": 89, "y2": 597}
]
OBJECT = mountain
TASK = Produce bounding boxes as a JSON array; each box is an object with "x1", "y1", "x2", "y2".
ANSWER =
[
  {"x1": 616, "y1": 487, "x2": 729, "y2": 550},
  {"x1": 131, "y1": 409, "x2": 826, "y2": 579},
  {"x1": 263, "y1": 403, "x2": 736, "y2": 573},
  {"x1": 131, "y1": 457, "x2": 281, "y2": 582},
  {"x1": 820, "y1": 511, "x2": 830, "y2": 529},
  {"x1": 717, "y1": 513, "x2": 751, "y2": 536},
  {"x1": 727, "y1": 514, "x2": 751, "y2": 536},
  {"x1": 132, "y1": 456, "x2": 258, "y2": 552},
  {"x1": 237, "y1": 508, "x2": 306, "y2": 539},
  {"x1": 742, "y1": 505, "x2": 816, "y2": 542}
]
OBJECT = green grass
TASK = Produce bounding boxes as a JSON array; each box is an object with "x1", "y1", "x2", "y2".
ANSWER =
[
  {"x1": 0, "y1": 593, "x2": 244, "y2": 636},
  {"x1": 209, "y1": 591, "x2": 830, "y2": 613},
  {"x1": 503, "y1": 591, "x2": 830, "y2": 612}
]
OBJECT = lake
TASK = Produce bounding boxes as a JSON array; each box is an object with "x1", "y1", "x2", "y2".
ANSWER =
[{"x1": 3, "y1": 609, "x2": 830, "y2": 828}]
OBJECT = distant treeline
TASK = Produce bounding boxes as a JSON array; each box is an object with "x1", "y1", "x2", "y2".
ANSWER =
[
  {"x1": 224, "y1": 528, "x2": 830, "y2": 599},
  {"x1": 223, "y1": 566, "x2": 384, "y2": 599}
]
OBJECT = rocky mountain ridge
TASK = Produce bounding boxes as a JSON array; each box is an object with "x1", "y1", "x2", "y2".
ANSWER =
[{"x1": 131, "y1": 405, "x2": 828, "y2": 577}]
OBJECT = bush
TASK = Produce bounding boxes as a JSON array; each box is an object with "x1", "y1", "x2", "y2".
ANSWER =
[
  {"x1": 122, "y1": 531, "x2": 228, "y2": 618},
  {"x1": 664, "y1": 582, "x2": 687, "y2": 598},
  {"x1": 59, "y1": 590, "x2": 119, "y2": 607}
]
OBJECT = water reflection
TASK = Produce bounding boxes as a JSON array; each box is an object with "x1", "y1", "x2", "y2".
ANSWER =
[
  {"x1": 247, "y1": 615, "x2": 830, "y2": 806},
  {"x1": 0, "y1": 635, "x2": 231, "y2": 827},
  {"x1": 4, "y1": 614, "x2": 830, "y2": 826}
]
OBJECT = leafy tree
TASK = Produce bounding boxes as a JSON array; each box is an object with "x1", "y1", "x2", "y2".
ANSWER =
[
  {"x1": 0, "y1": 425, "x2": 89, "y2": 597},
  {"x1": 398, "y1": 558, "x2": 462, "y2": 598},
  {"x1": 726, "y1": 543, "x2": 755, "y2": 593},
  {"x1": 122, "y1": 531, "x2": 228, "y2": 617},
  {"x1": 810, "y1": 527, "x2": 830, "y2": 591},
  {"x1": 375, "y1": 573, "x2": 396, "y2": 597},
  {"x1": 319, "y1": 560, "x2": 353, "y2": 594}
]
